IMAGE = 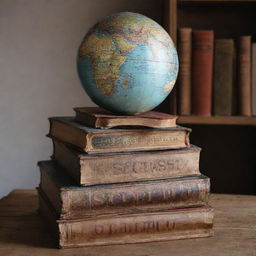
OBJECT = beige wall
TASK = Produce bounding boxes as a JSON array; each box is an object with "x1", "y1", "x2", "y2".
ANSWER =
[{"x1": 0, "y1": 0, "x2": 163, "y2": 198}]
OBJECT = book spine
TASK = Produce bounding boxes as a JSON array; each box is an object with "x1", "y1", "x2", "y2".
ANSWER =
[
  {"x1": 45, "y1": 177, "x2": 210, "y2": 218},
  {"x1": 238, "y1": 36, "x2": 252, "y2": 116},
  {"x1": 59, "y1": 208, "x2": 213, "y2": 248},
  {"x1": 178, "y1": 28, "x2": 192, "y2": 115},
  {"x1": 88, "y1": 129, "x2": 190, "y2": 153},
  {"x1": 39, "y1": 194, "x2": 213, "y2": 248},
  {"x1": 213, "y1": 39, "x2": 234, "y2": 115},
  {"x1": 80, "y1": 149, "x2": 201, "y2": 185},
  {"x1": 53, "y1": 140, "x2": 201, "y2": 186},
  {"x1": 192, "y1": 30, "x2": 214, "y2": 116},
  {"x1": 49, "y1": 119, "x2": 190, "y2": 153},
  {"x1": 252, "y1": 43, "x2": 256, "y2": 115}
]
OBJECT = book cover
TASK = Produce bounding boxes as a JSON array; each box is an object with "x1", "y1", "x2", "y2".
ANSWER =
[
  {"x1": 38, "y1": 161, "x2": 210, "y2": 219},
  {"x1": 192, "y1": 30, "x2": 214, "y2": 116},
  {"x1": 48, "y1": 117, "x2": 191, "y2": 154},
  {"x1": 252, "y1": 43, "x2": 256, "y2": 115},
  {"x1": 178, "y1": 28, "x2": 192, "y2": 115},
  {"x1": 74, "y1": 107, "x2": 177, "y2": 129},
  {"x1": 213, "y1": 39, "x2": 234, "y2": 115},
  {"x1": 52, "y1": 140, "x2": 201, "y2": 186},
  {"x1": 238, "y1": 36, "x2": 252, "y2": 116},
  {"x1": 38, "y1": 192, "x2": 214, "y2": 248}
]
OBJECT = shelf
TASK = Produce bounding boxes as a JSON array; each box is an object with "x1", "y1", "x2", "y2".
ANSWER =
[
  {"x1": 177, "y1": 115, "x2": 256, "y2": 126},
  {"x1": 179, "y1": 0, "x2": 256, "y2": 3}
]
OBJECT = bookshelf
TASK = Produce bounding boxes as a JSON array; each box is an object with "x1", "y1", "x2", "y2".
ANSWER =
[
  {"x1": 164, "y1": 0, "x2": 256, "y2": 195},
  {"x1": 178, "y1": 115, "x2": 256, "y2": 126}
]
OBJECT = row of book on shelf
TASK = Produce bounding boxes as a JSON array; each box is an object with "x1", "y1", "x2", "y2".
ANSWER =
[{"x1": 177, "y1": 28, "x2": 256, "y2": 116}]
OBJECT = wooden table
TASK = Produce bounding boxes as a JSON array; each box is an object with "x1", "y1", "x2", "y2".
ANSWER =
[{"x1": 0, "y1": 190, "x2": 255, "y2": 256}]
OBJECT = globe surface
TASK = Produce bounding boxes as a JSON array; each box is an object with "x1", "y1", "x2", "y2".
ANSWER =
[{"x1": 77, "y1": 12, "x2": 178, "y2": 115}]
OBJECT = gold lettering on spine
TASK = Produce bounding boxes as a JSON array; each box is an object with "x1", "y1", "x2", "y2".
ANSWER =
[
  {"x1": 93, "y1": 218, "x2": 180, "y2": 235},
  {"x1": 92, "y1": 132, "x2": 183, "y2": 148}
]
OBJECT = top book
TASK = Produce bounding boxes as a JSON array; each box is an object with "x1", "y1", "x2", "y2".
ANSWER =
[
  {"x1": 48, "y1": 117, "x2": 191, "y2": 154},
  {"x1": 74, "y1": 107, "x2": 177, "y2": 129}
]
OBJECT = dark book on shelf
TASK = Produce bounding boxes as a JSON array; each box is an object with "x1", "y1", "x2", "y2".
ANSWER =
[
  {"x1": 177, "y1": 28, "x2": 192, "y2": 115},
  {"x1": 252, "y1": 43, "x2": 256, "y2": 116},
  {"x1": 213, "y1": 39, "x2": 234, "y2": 116},
  {"x1": 238, "y1": 35, "x2": 252, "y2": 116}
]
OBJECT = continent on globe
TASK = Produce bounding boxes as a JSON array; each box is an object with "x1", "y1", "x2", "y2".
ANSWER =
[{"x1": 77, "y1": 12, "x2": 179, "y2": 115}]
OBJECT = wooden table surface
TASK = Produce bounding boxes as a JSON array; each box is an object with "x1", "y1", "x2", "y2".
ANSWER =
[{"x1": 0, "y1": 190, "x2": 255, "y2": 256}]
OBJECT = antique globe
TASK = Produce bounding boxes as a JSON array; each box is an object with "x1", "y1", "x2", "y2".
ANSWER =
[{"x1": 77, "y1": 12, "x2": 178, "y2": 115}]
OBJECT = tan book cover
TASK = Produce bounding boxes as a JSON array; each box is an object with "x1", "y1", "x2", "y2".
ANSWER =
[
  {"x1": 52, "y1": 140, "x2": 201, "y2": 186},
  {"x1": 48, "y1": 117, "x2": 191, "y2": 154},
  {"x1": 38, "y1": 161, "x2": 210, "y2": 219},
  {"x1": 38, "y1": 192, "x2": 214, "y2": 248},
  {"x1": 74, "y1": 107, "x2": 177, "y2": 129}
]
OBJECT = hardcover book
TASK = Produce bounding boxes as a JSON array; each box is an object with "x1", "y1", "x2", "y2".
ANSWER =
[
  {"x1": 74, "y1": 107, "x2": 177, "y2": 129},
  {"x1": 238, "y1": 36, "x2": 252, "y2": 116},
  {"x1": 191, "y1": 30, "x2": 214, "y2": 116},
  {"x1": 178, "y1": 28, "x2": 192, "y2": 115},
  {"x1": 38, "y1": 161, "x2": 210, "y2": 219},
  {"x1": 213, "y1": 39, "x2": 234, "y2": 115},
  {"x1": 48, "y1": 117, "x2": 191, "y2": 154},
  {"x1": 252, "y1": 43, "x2": 256, "y2": 116},
  {"x1": 38, "y1": 192, "x2": 214, "y2": 248},
  {"x1": 52, "y1": 140, "x2": 201, "y2": 186}
]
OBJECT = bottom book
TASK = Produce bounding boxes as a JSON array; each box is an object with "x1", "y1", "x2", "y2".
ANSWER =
[{"x1": 38, "y1": 192, "x2": 214, "y2": 248}]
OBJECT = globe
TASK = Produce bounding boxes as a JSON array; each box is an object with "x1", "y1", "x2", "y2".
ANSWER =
[{"x1": 77, "y1": 12, "x2": 179, "y2": 115}]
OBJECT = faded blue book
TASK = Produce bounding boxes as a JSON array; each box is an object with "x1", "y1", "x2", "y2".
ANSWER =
[{"x1": 48, "y1": 117, "x2": 191, "y2": 154}]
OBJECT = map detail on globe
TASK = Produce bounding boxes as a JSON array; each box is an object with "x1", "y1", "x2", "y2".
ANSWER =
[{"x1": 77, "y1": 12, "x2": 179, "y2": 115}]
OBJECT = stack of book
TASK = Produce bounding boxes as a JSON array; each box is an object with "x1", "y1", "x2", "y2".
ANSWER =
[
  {"x1": 38, "y1": 107, "x2": 214, "y2": 248},
  {"x1": 177, "y1": 28, "x2": 256, "y2": 116}
]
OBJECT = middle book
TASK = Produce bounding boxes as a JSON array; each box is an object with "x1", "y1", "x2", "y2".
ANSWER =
[{"x1": 38, "y1": 161, "x2": 209, "y2": 219}]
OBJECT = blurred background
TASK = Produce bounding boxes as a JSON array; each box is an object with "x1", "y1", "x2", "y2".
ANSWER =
[{"x1": 0, "y1": 0, "x2": 164, "y2": 198}]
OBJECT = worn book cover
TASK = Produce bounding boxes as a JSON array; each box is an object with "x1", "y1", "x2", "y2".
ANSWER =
[
  {"x1": 38, "y1": 192, "x2": 214, "y2": 248},
  {"x1": 238, "y1": 36, "x2": 252, "y2": 116},
  {"x1": 48, "y1": 117, "x2": 191, "y2": 154},
  {"x1": 178, "y1": 28, "x2": 192, "y2": 115},
  {"x1": 38, "y1": 161, "x2": 210, "y2": 219},
  {"x1": 252, "y1": 43, "x2": 256, "y2": 115},
  {"x1": 192, "y1": 30, "x2": 214, "y2": 116},
  {"x1": 74, "y1": 107, "x2": 177, "y2": 129},
  {"x1": 52, "y1": 140, "x2": 201, "y2": 186},
  {"x1": 213, "y1": 39, "x2": 234, "y2": 115}
]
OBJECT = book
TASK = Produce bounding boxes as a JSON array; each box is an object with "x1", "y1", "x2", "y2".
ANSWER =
[
  {"x1": 178, "y1": 28, "x2": 192, "y2": 115},
  {"x1": 38, "y1": 193, "x2": 214, "y2": 248},
  {"x1": 238, "y1": 36, "x2": 252, "y2": 116},
  {"x1": 213, "y1": 39, "x2": 234, "y2": 116},
  {"x1": 52, "y1": 140, "x2": 201, "y2": 186},
  {"x1": 48, "y1": 117, "x2": 191, "y2": 154},
  {"x1": 74, "y1": 107, "x2": 177, "y2": 129},
  {"x1": 252, "y1": 43, "x2": 256, "y2": 115},
  {"x1": 191, "y1": 30, "x2": 214, "y2": 116},
  {"x1": 38, "y1": 161, "x2": 210, "y2": 219}
]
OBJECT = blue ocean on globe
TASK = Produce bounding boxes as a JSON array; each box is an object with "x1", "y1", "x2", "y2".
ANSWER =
[{"x1": 77, "y1": 12, "x2": 179, "y2": 115}]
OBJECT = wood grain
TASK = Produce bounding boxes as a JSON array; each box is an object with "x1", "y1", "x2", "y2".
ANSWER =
[{"x1": 0, "y1": 190, "x2": 256, "y2": 255}]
